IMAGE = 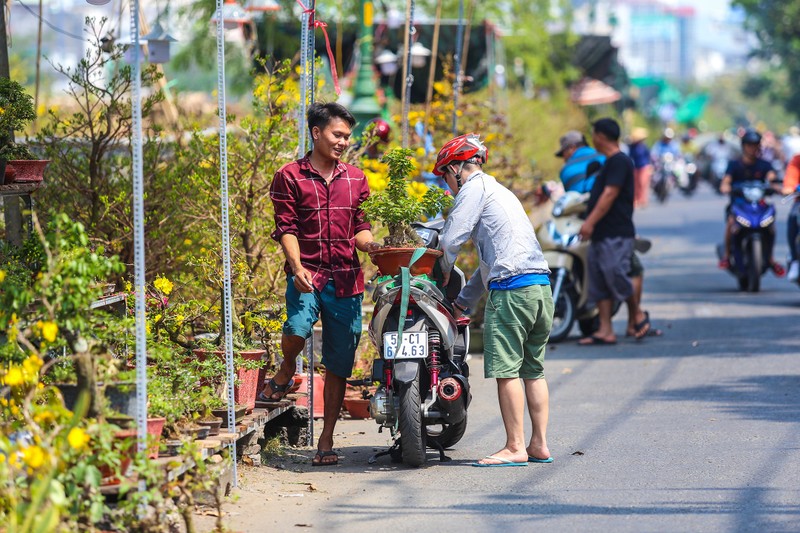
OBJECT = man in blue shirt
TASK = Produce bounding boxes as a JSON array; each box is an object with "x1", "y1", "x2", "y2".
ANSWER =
[{"x1": 556, "y1": 130, "x2": 606, "y2": 193}]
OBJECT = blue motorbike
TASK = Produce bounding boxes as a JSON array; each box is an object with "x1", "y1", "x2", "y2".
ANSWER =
[{"x1": 717, "y1": 181, "x2": 777, "y2": 292}]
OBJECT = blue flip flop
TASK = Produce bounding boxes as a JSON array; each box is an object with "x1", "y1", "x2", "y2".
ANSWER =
[
  {"x1": 528, "y1": 456, "x2": 554, "y2": 463},
  {"x1": 471, "y1": 455, "x2": 528, "y2": 467}
]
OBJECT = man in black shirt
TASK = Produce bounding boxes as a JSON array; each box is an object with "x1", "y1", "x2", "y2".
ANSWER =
[
  {"x1": 578, "y1": 118, "x2": 650, "y2": 344},
  {"x1": 718, "y1": 129, "x2": 784, "y2": 275}
]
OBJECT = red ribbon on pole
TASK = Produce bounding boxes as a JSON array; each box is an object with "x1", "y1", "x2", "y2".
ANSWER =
[{"x1": 295, "y1": 0, "x2": 341, "y2": 95}]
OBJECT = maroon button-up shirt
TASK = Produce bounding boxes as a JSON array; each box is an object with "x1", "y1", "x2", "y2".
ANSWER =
[{"x1": 270, "y1": 154, "x2": 371, "y2": 297}]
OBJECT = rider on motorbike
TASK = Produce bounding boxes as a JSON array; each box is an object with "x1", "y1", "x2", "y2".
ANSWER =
[
  {"x1": 650, "y1": 128, "x2": 683, "y2": 161},
  {"x1": 782, "y1": 153, "x2": 800, "y2": 281},
  {"x1": 434, "y1": 133, "x2": 554, "y2": 466},
  {"x1": 718, "y1": 128, "x2": 785, "y2": 276}
]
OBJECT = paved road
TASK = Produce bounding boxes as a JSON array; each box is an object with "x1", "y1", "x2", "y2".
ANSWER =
[{"x1": 203, "y1": 186, "x2": 800, "y2": 533}]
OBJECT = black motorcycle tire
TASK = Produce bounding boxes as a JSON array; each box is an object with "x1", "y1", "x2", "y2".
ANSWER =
[
  {"x1": 427, "y1": 414, "x2": 468, "y2": 450},
  {"x1": 398, "y1": 373, "x2": 427, "y2": 467},
  {"x1": 747, "y1": 235, "x2": 762, "y2": 293},
  {"x1": 548, "y1": 288, "x2": 576, "y2": 343},
  {"x1": 654, "y1": 178, "x2": 669, "y2": 203}
]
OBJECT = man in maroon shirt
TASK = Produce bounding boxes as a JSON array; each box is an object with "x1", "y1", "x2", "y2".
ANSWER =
[{"x1": 267, "y1": 102, "x2": 379, "y2": 466}]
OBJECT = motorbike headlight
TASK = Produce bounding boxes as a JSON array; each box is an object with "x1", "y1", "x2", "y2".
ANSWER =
[
  {"x1": 760, "y1": 215, "x2": 774, "y2": 227},
  {"x1": 736, "y1": 215, "x2": 751, "y2": 228}
]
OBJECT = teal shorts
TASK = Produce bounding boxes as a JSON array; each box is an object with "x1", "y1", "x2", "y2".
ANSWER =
[
  {"x1": 483, "y1": 284, "x2": 554, "y2": 380},
  {"x1": 284, "y1": 276, "x2": 363, "y2": 378}
]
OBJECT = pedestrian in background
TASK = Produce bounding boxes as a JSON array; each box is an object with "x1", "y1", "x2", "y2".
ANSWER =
[
  {"x1": 578, "y1": 118, "x2": 651, "y2": 345},
  {"x1": 628, "y1": 127, "x2": 651, "y2": 208}
]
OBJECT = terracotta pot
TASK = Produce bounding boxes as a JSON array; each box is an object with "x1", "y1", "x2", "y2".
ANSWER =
[
  {"x1": 295, "y1": 373, "x2": 325, "y2": 419},
  {"x1": 192, "y1": 349, "x2": 266, "y2": 412},
  {"x1": 98, "y1": 428, "x2": 137, "y2": 486},
  {"x1": 368, "y1": 247, "x2": 443, "y2": 277},
  {"x1": 343, "y1": 398, "x2": 371, "y2": 419},
  {"x1": 7, "y1": 160, "x2": 49, "y2": 183},
  {"x1": 146, "y1": 417, "x2": 166, "y2": 459}
]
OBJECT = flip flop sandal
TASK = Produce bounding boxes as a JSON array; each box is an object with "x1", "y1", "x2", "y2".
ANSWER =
[
  {"x1": 312, "y1": 450, "x2": 339, "y2": 467},
  {"x1": 257, "y1": 377, "x2": 295, "y2": 402},
  {"x1": 633, "y1": 311, "x2": 652, "y2": 341}
]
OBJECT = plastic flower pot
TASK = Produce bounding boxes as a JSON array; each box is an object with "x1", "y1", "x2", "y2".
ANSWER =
[{"x1": 343, "y1": 398, "x2": 371, "y2": 419}]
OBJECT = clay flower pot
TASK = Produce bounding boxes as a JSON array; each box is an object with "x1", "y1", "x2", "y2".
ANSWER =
[
  {"x1": 368, "y1": 247, "x2": 443, "y2": 277},
  {"x1": 343, "y1": 398, "x2": 371, "y2": 419},
  {"x1": 6, "y1": 160, "x2": 49, "y2": 183},
  {"x1": 192, "y1": 348, "x2": 266, "y2": 412}
]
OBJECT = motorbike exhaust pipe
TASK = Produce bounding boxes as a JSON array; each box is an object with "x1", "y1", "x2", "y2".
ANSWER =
[{"x1": 438, "y1": 377, "x2": 462, "y2": 401}]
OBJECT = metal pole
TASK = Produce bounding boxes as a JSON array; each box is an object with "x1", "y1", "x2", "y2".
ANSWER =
[
  {"x1": 306, "y1": 334, "x2": 314, "y2": 448},
  {"x1": 306, "y1": 0, "x2": 316, "y2": 154},
  {"x1": 298, "y1": 11, "x2": 309, "y2": 155},
  {"x1": 452, "y1": 0, "x2": 464, "y2": 136},
  {"x1": 129, "y1": 0, "x2": 149, "y2": 495},
  {"x1": 424, "y1": 0, "x2": 442, "y2": 142},
  {"x1": 215, "y1": 0, "x2": 238, "y2": 487},
  {"x1": 400, "y1": 0, "x2": 416, "y2": 148}
]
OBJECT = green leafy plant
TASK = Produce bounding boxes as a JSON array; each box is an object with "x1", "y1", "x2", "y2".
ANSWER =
[
  {"x1": 360, "y1": 148, "x2": 453, "y2": 247},
  {"x1": 0, "y1": 77, "x2": 36, "y2": 158}
]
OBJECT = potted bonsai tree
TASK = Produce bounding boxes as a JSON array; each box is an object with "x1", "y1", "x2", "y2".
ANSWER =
[
  {"x1": 0, "y1": 78, "x2": 46, "y2": 184},
  {"x1": 360, "y1": 148, "x2": 453, "y2": 276}
]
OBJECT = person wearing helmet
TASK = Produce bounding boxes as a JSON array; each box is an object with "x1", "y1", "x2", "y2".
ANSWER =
[
  {"x1": 435, "y1": 133, "x2": 554, "y2": 467},
  {"x1": 649, "y1": 127, "x2": 683, "y2": 161},
  {"x1": 718, "y1": 129, "x2": 784, "y2": 275}
]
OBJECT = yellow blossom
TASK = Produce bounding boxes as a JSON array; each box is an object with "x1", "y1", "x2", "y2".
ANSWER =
[
  {"x1": 22, "y1": 445, "x2": 46, "y2": 470},
  {"x1": 3, "y1": 367, "x2": 24, "y2": 387},
  {"x1": 183, "y1": 239, "x2": 192, "y2": 246},
  {"x1": 175, "y1": 314, "x2": 185, "y2": 324},
  {"x1": 154, "y1": 314, "x2": 162, "y2": 322},
  {"x1": 125, "y1": 281, "x2": 132, "y2": 292},
  {"x1": 0, "y1": 270, "x2": 5, "y2": 282},
  {"x1": 154, "y1": 276, "x2": 174, "y2": 295},
  {"x1": 67, "y1": 428, "x2": 90, "y2": 451},
  {"x1": 40, "y1": 322, "x2": 58, "y2": 343}
]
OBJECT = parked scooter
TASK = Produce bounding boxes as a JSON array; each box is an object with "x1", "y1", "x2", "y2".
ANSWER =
[
  {"x1": 716, "y1": 181, "x2": 778, "y2": 292},
  {"x1": 536, "y1": 190, "x2": 602, "y2": 342},
  {"x1": 367, "y1": 219, "x2": 472, "y2": 467}
]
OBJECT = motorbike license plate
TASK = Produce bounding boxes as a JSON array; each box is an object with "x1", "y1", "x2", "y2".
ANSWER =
[{"x1": 383, "y1": 332, "x2": 428, "y2": 360}]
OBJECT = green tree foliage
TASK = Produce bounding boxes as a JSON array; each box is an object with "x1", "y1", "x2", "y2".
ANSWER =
[{"x1": 732, "y1": 0, "x2": 800, "y2": 118}]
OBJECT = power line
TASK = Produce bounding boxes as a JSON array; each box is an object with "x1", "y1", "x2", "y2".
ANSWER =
[{"x1": 15, "y1": 1, "x2": 87, "y2": 41}]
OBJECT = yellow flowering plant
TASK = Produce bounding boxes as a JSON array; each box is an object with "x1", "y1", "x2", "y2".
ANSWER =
[{"x1": 360, "y1": 148, "x2": 453, "y2": 248}]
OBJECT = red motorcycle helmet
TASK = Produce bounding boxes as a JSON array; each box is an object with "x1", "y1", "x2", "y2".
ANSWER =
[
  {"x1": 432, "y1": 133, "x2": 488, "y2": 176},
  {"x1": 369, "y1": 118, "x2": 391, "y2": 143}
]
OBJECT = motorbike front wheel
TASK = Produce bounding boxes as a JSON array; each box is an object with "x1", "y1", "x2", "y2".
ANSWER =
[
  {"x1": 398, "y1": 371, "x2": 427, "y2": 467},
  {"x1": 747, "y1": 235, "x2": 762, "y2": 293}
]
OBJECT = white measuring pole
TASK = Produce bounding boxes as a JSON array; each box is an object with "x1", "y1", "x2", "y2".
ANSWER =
[
  {"x1": 214, "y1": 0, "x2": 238, "y2": 487},
  {"x1": 129, "y1": 0, "x2": 148, "y2": 493}
]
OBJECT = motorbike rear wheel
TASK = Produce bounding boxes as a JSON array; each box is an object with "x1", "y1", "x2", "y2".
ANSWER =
[
  {"x1": 427, "y1": 415, "x2": 468, "y2": 450},
  {"x1": 398, "y1": 371, "x2": 427, "y2": 467}
]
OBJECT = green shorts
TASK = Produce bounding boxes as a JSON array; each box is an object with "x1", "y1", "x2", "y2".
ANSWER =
[{"x1": 483, "y1": 284, "x2": 554, "y2": 380}]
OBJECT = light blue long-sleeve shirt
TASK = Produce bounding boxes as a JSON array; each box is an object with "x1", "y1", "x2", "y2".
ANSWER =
[{"x1": 438, "y1": 171, "x2": 550, "y2": 311}]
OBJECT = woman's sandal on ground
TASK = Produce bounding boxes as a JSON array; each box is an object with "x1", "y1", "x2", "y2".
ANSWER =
[
  {"x1": 257, "y1": 377, "x2": 295, "y2": 403},
  {"x1": 312, "y1": 450, "x2": 339, "y2": 467}
]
